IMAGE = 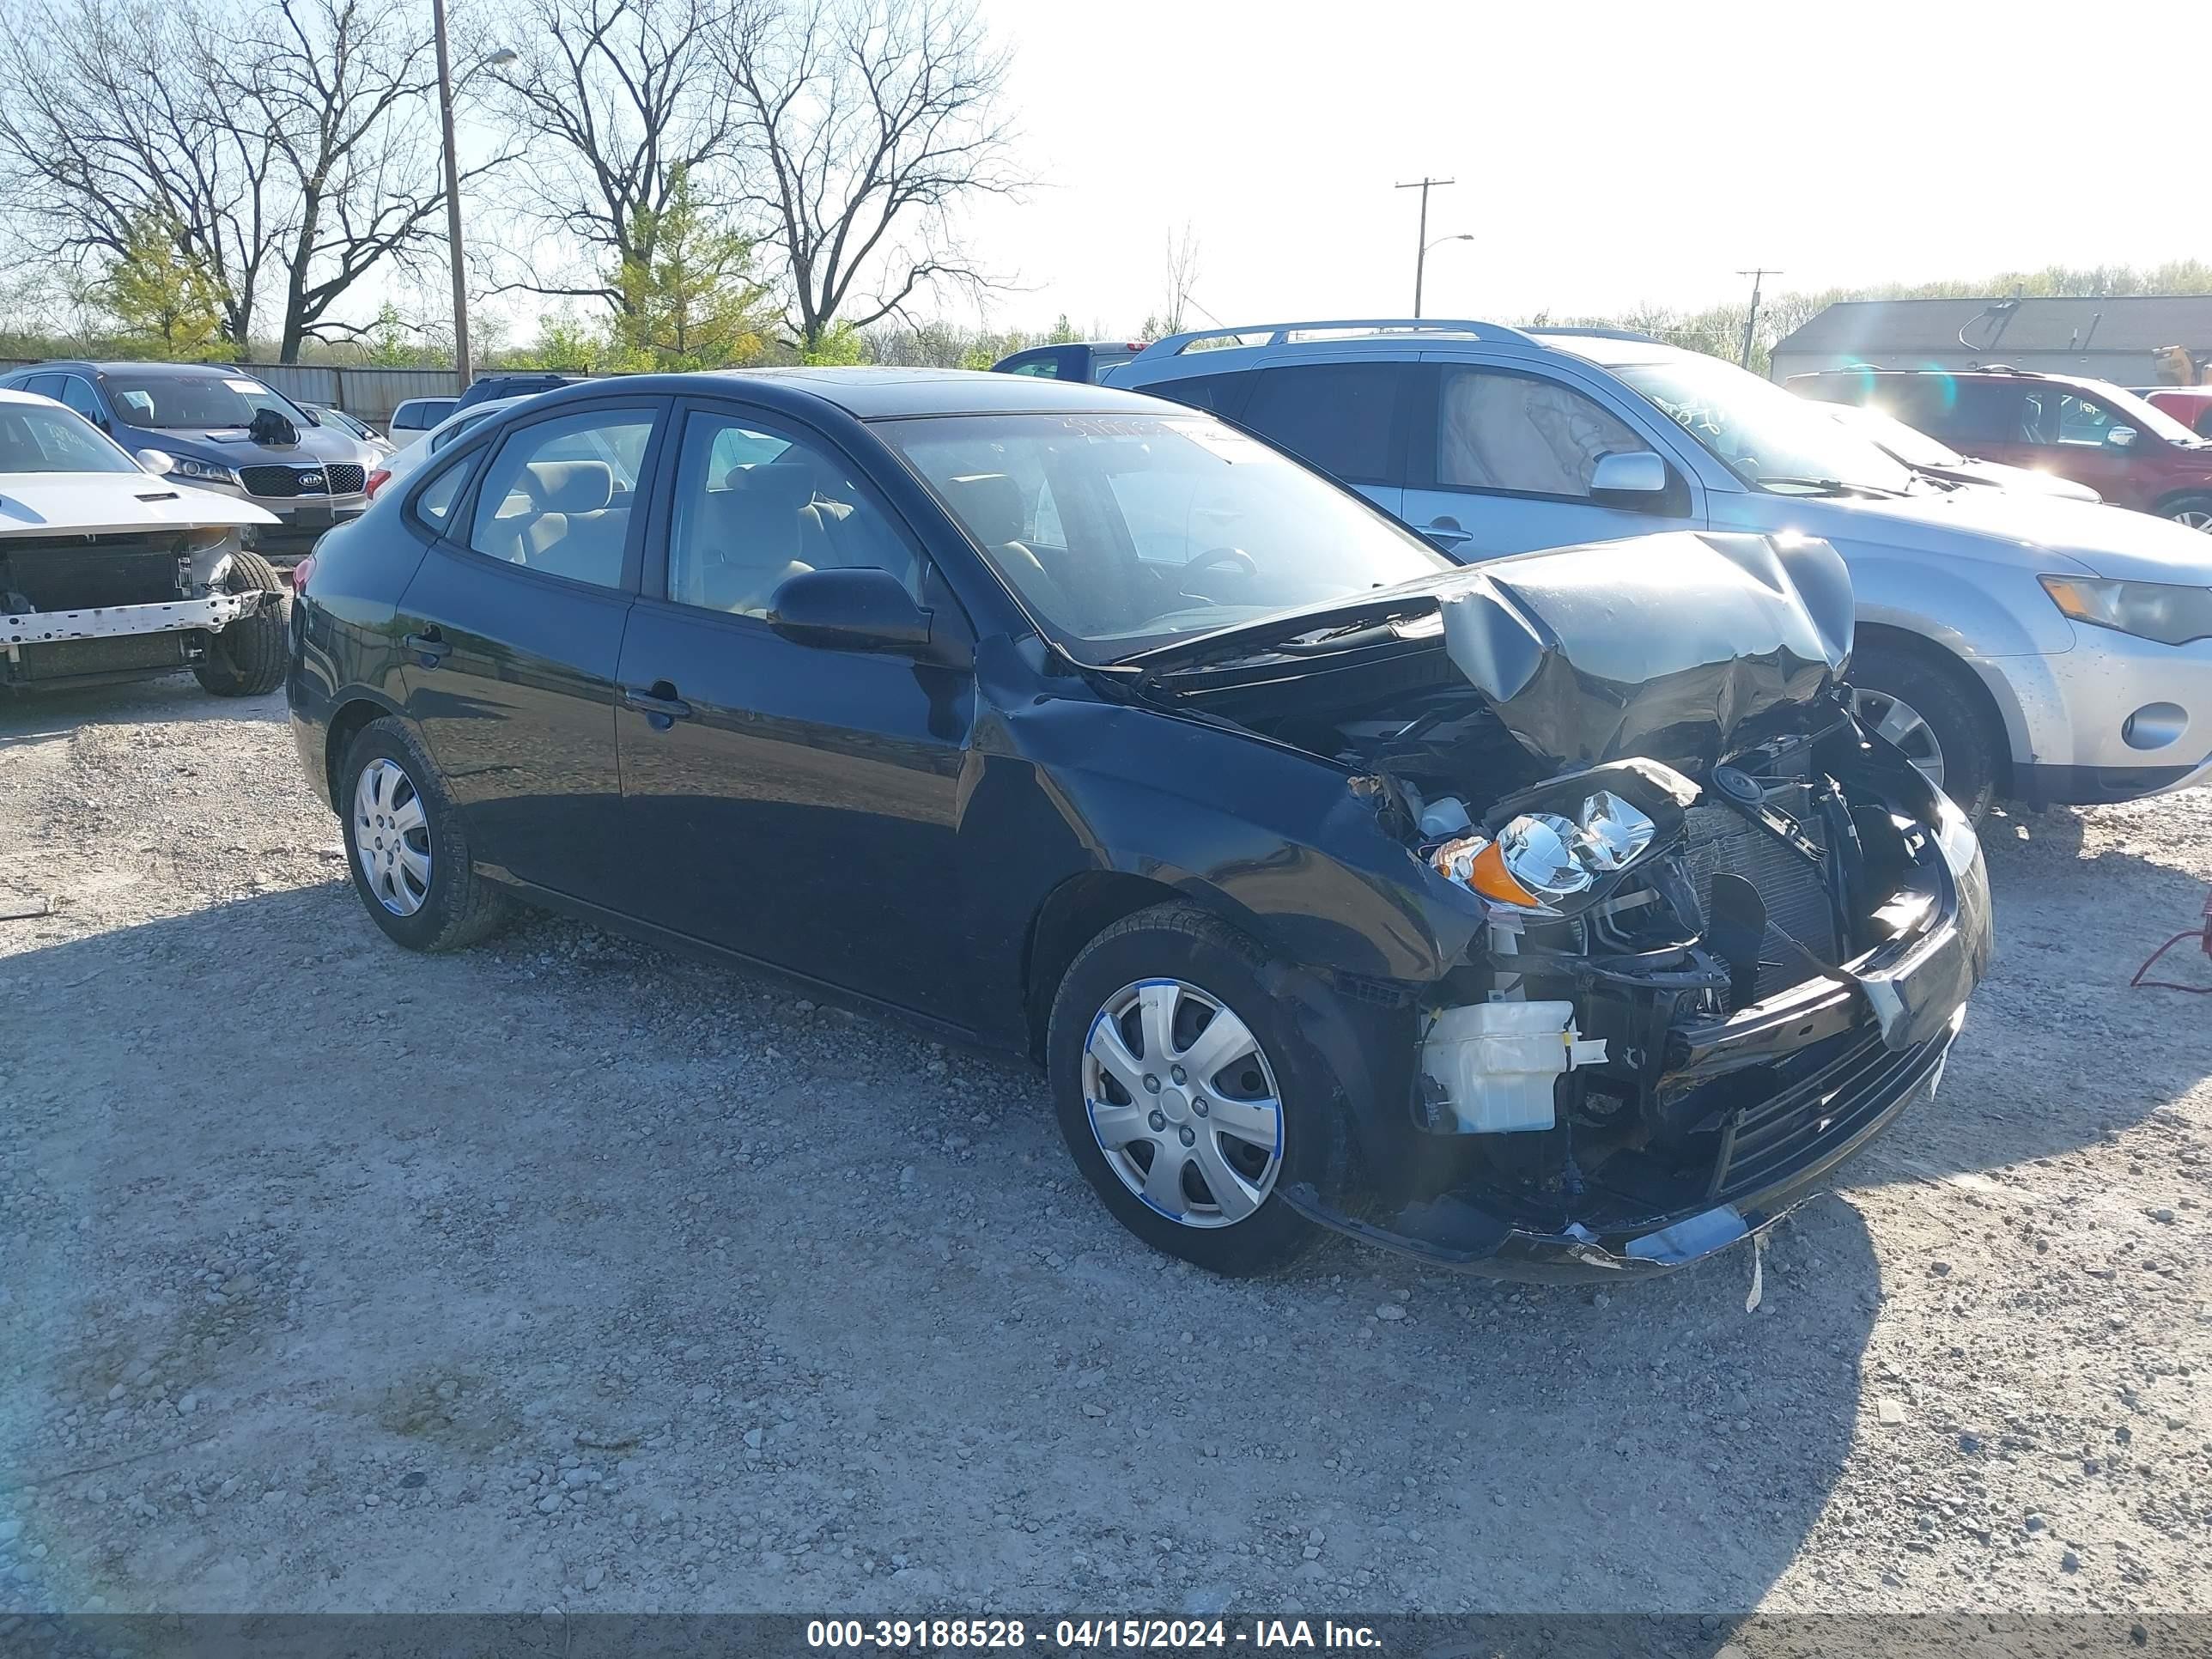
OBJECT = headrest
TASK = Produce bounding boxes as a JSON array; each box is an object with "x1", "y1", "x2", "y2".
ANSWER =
[
  {"x1": 747, "y1": 458, "x2": 817, "y2": 514},
  {"x1": 526, "y1": 459, "x2": 613, "y2": 515},
  {"x1": 943, "y1": 471, "x2": 1025, "y2": 547}
]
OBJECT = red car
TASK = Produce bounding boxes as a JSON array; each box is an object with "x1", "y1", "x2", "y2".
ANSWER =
[
  {"x1": 1789, "y1": 367, "x2": 2212, "y2": 532},
  {"x1": 2139, "y1": 386, "x2": 2212, "y2": 440}
]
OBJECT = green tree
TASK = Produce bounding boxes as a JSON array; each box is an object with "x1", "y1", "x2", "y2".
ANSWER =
[
  {"x1": 102, "y1": 214, "x2": 226, "y2": 357},
  {"x1": 799, "y1": 323, "x2": 866, "y2": 368},
  {"x1": 612, "y1": 168, "x2": 772, "y2": 371}
]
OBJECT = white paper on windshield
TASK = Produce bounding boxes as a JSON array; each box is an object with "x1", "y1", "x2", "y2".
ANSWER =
[
  {"x1": 223, "y1": 379, "x2": 267, "y2": 395},
  {"x1": 1184, "y1": 426, "x2": 1266, "y2": 464}
]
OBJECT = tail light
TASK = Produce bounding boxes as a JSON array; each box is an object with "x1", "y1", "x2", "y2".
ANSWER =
[
  {"x1": 365, "y1": 467, "x2": 392, "y2": 498},
  {"x1": 291, "y1": 553, "x2": 316, "y2": 594}
]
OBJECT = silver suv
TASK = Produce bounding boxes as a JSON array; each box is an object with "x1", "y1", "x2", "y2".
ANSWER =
[{"x1": 1108, "y1": 319, "x2": 2212, "y2": 817}]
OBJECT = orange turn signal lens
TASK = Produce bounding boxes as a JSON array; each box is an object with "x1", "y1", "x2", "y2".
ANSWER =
[{"x1": 1468, "y1": 840, "x2": 1542, "y2": 908}]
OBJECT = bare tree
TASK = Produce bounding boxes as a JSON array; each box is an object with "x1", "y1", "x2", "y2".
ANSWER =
[
  {"x1": 1161, "y1": 222, "x2": 1201, "y2": 335},
  {"x1": 216, "y1": 0, "x2": 477, "y2": 359},
  {"x1": 0, "y1": 0, "x2": 471, "y2": 358},
  {"x1": 726, "y1": 0, "x2": 1022, "y2": 355},
  {"x1": 481, "y1": 0, "x2": 747, "y2": 319},
  {"x1": 0, "y1": 0, "x2": 280, "y2": 345}
]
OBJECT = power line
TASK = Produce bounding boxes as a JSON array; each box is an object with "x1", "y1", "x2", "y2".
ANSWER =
[{"x1": 1397, "y1": 177, "x2": 1455, "y2": 318}]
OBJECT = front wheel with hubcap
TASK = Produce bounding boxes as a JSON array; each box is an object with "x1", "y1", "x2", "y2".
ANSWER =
[
  {"x1": 2161, "y1": 494, "x2": 2212, "y2": 533},
  {"x1": 338, "y1": 716, "x2": 512, "y2": 951},
  {"x1": 1847, "y1": 637, "x2": 2001, "y2": 822},
  {"x1": 1048, "y1": 902, "x2": 1352, "y2": 1275}
]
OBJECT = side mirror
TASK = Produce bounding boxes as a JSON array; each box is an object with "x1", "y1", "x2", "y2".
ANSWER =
[
  {"x1": 136, "y1": 448, "x2": 174, "y2": 475},
  {"x1": 2106, "y1": 425, "x2": 2138, "y2": 450},
  {"x1": 1589, "y1": 449, "x2": 1671, "y2": 510},
  {"x1": 769, "y1": 567, "x2": 941, "y2": 657}
]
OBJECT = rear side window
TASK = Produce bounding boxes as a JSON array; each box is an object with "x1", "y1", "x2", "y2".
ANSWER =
[
  {"x1": 1237, "y1": 362, "x2": 1403, "y2": 483},
  {"x1": 465, "y1": 408, "x2": 655, "y2": 588},
  {"x1": 1142, "y1": 372, "x2": 1250, "y2": 416},
  {"x1": 23, "y1": 374, "x2": 65, "y2": 399},
  {"x1": 411, "y1": 461, "x2": 471, "y2": 530}
]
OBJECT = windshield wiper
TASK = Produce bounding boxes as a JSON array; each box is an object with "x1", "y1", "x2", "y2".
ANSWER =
[{"x1": 1758, "y1": 475, "x2": 1909, "y2": 499}]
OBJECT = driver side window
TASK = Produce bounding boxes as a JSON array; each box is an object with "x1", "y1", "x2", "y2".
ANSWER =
[
  {"x1": 665, "y1": 410, "x2": 920, "y2": 617},
  {"x1": 1436, "y1": 368, "x2": 1643, "y2": 497}
]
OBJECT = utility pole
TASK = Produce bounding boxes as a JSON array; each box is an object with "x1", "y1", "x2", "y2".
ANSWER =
[
  {"x1": 1737, "y1": 267, "x2": 1782, "y2": 369},
  {"x1": 432, "y1": 0, "x2": 472, "y2": 389},
  {"x1": 1397, "y1": 177, "x2": 1455, "y2": 318}
]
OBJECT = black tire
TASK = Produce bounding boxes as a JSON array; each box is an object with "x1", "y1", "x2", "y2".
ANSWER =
[
  {"x1": 2157, "y1": 493, "x2": 2212, "y2": 534},
  {"x1": 1847, "y1": 635, "x2": 2002, "y2": 823},
  {"x1": 337, "y1": 716, "x2": 512, "y2": 952},
  {"x1": 1046, "y1": 902, "x2": 1354, "y2": 1276},
  {"x1": 191, "y1": 549, "x2": 289, "y2": 697}
]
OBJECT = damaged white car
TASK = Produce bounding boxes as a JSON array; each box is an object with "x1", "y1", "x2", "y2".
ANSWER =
[{"x1": 0, "y1": 389, "x2": 288, "y2": 696}]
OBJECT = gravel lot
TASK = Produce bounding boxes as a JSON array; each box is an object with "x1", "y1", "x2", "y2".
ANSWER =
[{"x1": 2, "y1": 675, "x2": 2209, "y2": 1619}]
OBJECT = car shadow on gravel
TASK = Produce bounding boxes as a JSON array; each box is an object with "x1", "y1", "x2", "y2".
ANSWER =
[
  {"x1": 1850, "y1": 802, "x2": 2212, "y2": 1192},
  {"x1": 0, "y1": 678, "x2": 288, "y2": 744},
  {"x1": 4, "y1": 888, "x2": 1891, "y2": 1614}
]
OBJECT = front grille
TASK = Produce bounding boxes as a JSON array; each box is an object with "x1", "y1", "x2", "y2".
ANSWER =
[
  {"x1": 1710, "y1": 1029, "x2": 1946, "y2": 1201},
  {"x1": 1679, "y1": 802, "x2": 1838, "y2": 1000},
  {"x1": 240, "y1": 463, "x2": 361, "y2": 498}
]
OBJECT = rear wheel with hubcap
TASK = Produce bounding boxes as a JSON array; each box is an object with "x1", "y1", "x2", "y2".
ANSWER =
[
  {"x1": 338, "y1": 716, "x2": 512, "y2": 951},
  {"x1": 1048, "y1": 902, "x2": 1351, "y2": 1275}
]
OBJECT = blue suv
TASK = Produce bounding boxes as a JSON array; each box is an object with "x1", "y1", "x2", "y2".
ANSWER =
[{"x1": 0, "y1": 361, "x2": 382, "y2": 562}]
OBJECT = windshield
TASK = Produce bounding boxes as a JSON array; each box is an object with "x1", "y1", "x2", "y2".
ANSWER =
[
  {"x1": 1613, "y1": 355, "x2": 1921, "y2": 495},
  {"x1": 882, "y1": 411, "x2": 1452, "y2": 661},
  {"x1": 107, "y1": 374, "x2": 312, "y2": 431},
  {"x1": 0, "y1": 402, "x2": 141, "y2": 474},
  {"x1": 1820, "y1": 401, "x2": 1965, "y2": 468}
]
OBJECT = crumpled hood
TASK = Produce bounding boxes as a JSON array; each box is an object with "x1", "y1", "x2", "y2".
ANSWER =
[
  {"x1": 1778, "y1": 487, "x2": 2212, "y2": 585},
  {"x1": 0, "y1": 472, "x2": 279, "y2": 537},
  {"x1": 1438, "y1": 531, "x2": 1853, "y2": 770}
]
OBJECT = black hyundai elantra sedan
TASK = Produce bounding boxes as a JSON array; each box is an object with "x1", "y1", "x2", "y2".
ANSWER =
[{"x1": 287, "y1": 368, "x2": 1991, "y2": 1282}]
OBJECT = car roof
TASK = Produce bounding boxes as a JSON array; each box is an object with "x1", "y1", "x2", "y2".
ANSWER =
[
  {"x1": 522, "y1": 366, "x2": 1173, "y2": 421},
  {"x1": 64, "y1": 361, "x2": 268, "y2": 378},
  {"x1": 0, "y1": 386, "x2": 62, "y2": 406}
]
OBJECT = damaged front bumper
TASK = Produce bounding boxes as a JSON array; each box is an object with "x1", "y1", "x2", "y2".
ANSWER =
[
  {"x1": 1285, "y1": 1004, "x2": 1960, "y2": 1281},
  {"x1": 1293, "y1": 769, "x2": 1993, "y2": 1285},
  {"x1": 2, "y1": 589, "x2": 262, "y2": 651}
]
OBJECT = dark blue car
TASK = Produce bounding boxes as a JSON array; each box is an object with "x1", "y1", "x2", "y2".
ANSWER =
[{"x1": 283, "y1": 368, "x2": 1989, "y2": 1285}]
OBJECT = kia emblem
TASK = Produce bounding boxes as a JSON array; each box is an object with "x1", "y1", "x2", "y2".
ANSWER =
[{"x1": 297, "y1": 469, "x2": 325, "y2": 489}]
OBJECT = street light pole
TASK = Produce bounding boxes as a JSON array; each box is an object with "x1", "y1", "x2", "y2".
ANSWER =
[
  {"x1": 1396, "y1": 176, "x2": 1455, "y2": 318},
  {"x1": 433, "y1": 10, "x2": 514, "y2": 389}
]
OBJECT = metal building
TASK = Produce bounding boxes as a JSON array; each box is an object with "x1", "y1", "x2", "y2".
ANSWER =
[{"x1": 1768, "y1": 295, "x2": 2212, "y2": 387}]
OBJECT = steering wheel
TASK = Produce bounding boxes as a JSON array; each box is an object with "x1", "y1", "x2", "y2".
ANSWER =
[{"x1": 1182, "y1": 546, "x2": 1257, "y2": 580}]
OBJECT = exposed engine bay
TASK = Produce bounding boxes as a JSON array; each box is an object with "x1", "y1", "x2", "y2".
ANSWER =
[{"x1": 1133, "y1": 532, "x2": 1991, "y2": 1273}]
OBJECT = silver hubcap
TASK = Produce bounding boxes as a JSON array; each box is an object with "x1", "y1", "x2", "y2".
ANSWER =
[
  {"x1": 1082, "y1": 978, "x2": 1283, "y2": 1229},
  {"x1": 353, "y1": 757, "x2": 432, "y2": 917},
  {"x1": 2173, "y1": 508, "x2": 2212, "y2": 532},
  {"x1": 1852, "y1": 685, "x2": 1947, "y2": 793}
]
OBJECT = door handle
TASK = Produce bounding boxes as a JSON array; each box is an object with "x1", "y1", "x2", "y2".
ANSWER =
[
  {"x1": 403, "y1": 629, "x2": 447, "y2": 666},
  {"x1": 621, "y1": 682, "x2": 694, "y2": 729},
  {"x1": 1422, "y1": 520, "x2": 1474, "y2": 550}
]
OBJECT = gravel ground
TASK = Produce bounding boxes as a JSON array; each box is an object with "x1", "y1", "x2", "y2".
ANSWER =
[{"x1": 1, "y1": 675, "x2": 2209, "y2": 1619}]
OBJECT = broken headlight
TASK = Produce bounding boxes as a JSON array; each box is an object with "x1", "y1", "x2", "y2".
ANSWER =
[{"x1": 1435, "y1": 790, "x2": 1659, "y2": 912}]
